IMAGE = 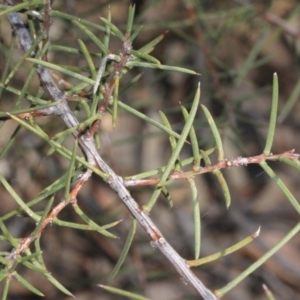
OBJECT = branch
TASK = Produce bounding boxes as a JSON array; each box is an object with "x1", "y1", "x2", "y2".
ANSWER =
[
  {"x1": 1, "y1": 2, "x2": 217, "y2": 299},
  {"x1": 124, "y1": 150, "x2": 299, "y2": 187}
]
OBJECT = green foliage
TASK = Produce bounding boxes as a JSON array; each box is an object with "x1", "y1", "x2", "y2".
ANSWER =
[{"x1": 0, "y1": 1, "x2": 300, "y2": 300}]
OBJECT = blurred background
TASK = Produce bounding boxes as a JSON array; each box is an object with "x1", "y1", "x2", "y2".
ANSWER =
[{"x1": 1, "y1": 0, "x2": 300, "y2": 299}]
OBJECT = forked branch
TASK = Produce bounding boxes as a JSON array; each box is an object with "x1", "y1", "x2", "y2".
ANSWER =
[{"x1": 1, "y1": 1, "x2": 217, "y2": 299}]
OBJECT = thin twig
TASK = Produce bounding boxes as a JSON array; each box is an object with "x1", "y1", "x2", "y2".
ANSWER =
[
  {"x1": 93, "y1": 53, "x2": 120, "y2": 95},
  {"x1": 124, "y1": 150, "x2": 299, "y2": 187},
  {"x1": 42, "y1": 0, "x2": 51, "y2": 61}
]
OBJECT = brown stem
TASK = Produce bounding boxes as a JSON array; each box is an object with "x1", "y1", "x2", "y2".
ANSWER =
[{"x1": 124, "y1": 150, "x2": 299, "y2": 187}]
